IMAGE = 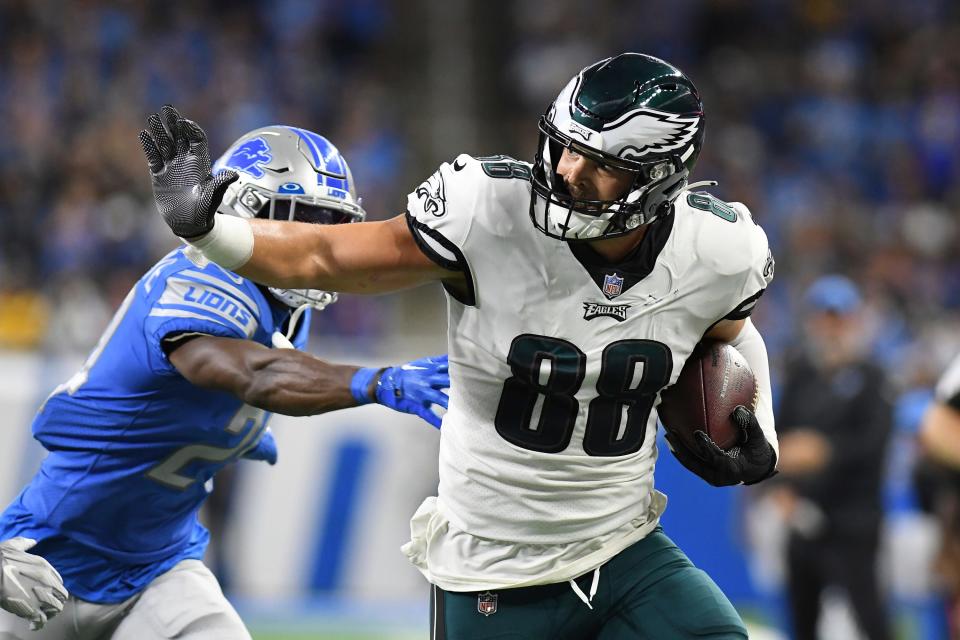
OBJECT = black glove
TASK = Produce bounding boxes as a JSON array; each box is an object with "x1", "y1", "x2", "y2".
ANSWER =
[
  {"x1": 664, "y1": 405, "x2": 777, "y2": 487},
  {"x1": 138, "y1": 105, "x2": 238, "y2": 239}
]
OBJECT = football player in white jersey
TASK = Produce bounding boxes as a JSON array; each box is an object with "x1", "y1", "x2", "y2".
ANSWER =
[{"x1": 143, "y1": 53, "x2": 778, "y2": 638}]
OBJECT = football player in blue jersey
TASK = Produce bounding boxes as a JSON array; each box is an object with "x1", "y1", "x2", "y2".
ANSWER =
[{"x1": 0, "y1": 124, "x2": 449, "y2": 639}]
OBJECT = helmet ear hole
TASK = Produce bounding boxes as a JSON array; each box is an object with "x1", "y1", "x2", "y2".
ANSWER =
[{"x1": 647, "y1": 162, "x2": 672, "y2": 182}]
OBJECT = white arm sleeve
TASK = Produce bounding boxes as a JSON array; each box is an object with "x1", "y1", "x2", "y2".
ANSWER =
[
  {"x1": 188, "y1": 214, "x2": 255, "y2": 272},
  {"x1": 727, "y1": 318, "x2": 778, "y2": 460}
]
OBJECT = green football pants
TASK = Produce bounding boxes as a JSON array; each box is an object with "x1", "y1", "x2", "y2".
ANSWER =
[{"x1": 429, "y1": 527, "x2": 746, "y2": 640}]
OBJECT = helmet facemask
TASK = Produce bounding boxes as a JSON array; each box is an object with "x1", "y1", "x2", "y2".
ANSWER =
[
  {"x1": 528, "y1": 53, "x2": 705, "y2": 242},
  {"x1": 530, "y1": 116, "x2": 690, "y2": 241}
]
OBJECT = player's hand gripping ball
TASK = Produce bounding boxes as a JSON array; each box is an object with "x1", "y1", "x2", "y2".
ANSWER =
[
  {"x1": 658, "y1": 341, "x2": 757, "y2": 451},
  {"x1": 659, "y1": 341, "x2": 776, "y2": 486}
]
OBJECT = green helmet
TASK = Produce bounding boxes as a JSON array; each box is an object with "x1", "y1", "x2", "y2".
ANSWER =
[{"x1": 530, "y1": 53, "x2": 705, "y2": 241}]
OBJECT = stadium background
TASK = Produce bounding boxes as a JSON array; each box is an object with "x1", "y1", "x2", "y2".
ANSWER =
[{"x1": 1, "y1": 0, "x2": 959, "y2": 637}]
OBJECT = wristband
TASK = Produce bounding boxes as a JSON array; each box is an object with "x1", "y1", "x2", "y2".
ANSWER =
[
  {"x1": 350, "y1": 367, "x2": 381, "y2": 405},
  {"x1": 188, "y1": 214, "x2": 255, "y2": 271}
]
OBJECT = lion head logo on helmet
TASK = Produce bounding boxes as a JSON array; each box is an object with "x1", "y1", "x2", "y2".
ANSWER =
[{"x1": 223, "y1": 137, "x2": 273, "y2": 179}]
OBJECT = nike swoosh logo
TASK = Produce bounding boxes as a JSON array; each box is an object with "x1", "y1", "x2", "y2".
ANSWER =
[
  {"x1": 643, "y1": 288, "x2": 681, "y2": 305},
  {"x1": 453, "y1": 159, "x2": 466, "y2": 171}
]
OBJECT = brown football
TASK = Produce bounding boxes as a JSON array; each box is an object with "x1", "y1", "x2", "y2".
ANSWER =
[{"x1": 658, "y1": 341, "x2": 758, "y2": 451}]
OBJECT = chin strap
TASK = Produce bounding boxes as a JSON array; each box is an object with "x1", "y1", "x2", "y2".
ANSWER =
[
  {"x1": 686, "y1": 180, "x2": 719, "y2": 190},
  {"x1": 270, "y1": 304, "x2": 311, "y2": 349}
]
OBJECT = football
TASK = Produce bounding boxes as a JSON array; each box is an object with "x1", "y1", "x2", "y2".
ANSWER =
[{"x1": 658, "y1": 341, "x2": 758, "y2": 451}]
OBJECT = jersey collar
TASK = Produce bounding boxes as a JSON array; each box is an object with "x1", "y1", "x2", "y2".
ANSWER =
[{"x1": 566, "y1": 211, "x2": 674, "y2": 299}]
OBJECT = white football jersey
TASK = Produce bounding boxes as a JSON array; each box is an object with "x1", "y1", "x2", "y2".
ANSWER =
[{"x1": 403, "y1": 154, "x2": 773, "y2": 588}]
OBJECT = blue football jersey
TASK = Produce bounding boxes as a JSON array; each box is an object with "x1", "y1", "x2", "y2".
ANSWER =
[{"x1": 0, "y1": 248, "x2": 310, "y2": 603}]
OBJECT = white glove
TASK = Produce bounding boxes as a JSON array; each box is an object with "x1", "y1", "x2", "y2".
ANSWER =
[{"x1": 0, "y1": 537, "x2": 69, "y2": 630}]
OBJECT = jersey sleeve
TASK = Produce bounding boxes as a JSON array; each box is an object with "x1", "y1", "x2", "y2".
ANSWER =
[
  {"x1": 405, "y1": 154, "x2": 480, "y2": 305},
  {"x1": 142, "y1": 266, "x2": 263, "y2": 375},
  {"x1": 720, "y1": 202, "x2": 775, "y2": 320}
]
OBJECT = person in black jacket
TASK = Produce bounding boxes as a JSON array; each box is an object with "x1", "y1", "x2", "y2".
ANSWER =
[{"x1": 772, "y1": 275, "x2": 893, "y2": 640}]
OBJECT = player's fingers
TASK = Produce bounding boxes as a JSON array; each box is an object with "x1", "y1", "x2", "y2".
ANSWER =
[
  {"x1": 422, "y1": 388, "x2": 449, "y2": 409},
  {"x1": 180, "y1": 117, "x2": 208, "y2": 147},
  {"x1": 160, "y1": 104, "x2": 181, "y2": 140},
  {"x1": 4, "y1": 537, "x2": 37, "y2": 552},
  {"x1": 417, "y1": 407, "x2": 442, "y2": 429},
  {"x1": 200, "y1": 170, "x2": 239, "y2": 220},
  {"x1": 209, "y1": 170, "x2": 239, "y2": 199},
  {"x1": 694, "y1": 430, "x2": 733, "y2": 463},
  {"x1": 45, "y1": 577, "x2": 68, "y2": 604},
  {"x1": 28, "y1": 608, "x2": 47, "y2": 631},
  {"x1": 33, "y1": 588, "x2": 64, "y2": 614},
  {"x1": 428, "y1": 373, "x2": 450, "y2": 388},
  {"x1": 731, "y1": 405, "x2": 756, "y2": 429},
  {"x1": 139, "y1": 130, "x2": 165, "y2": 173},
  {"x1": 733, "y1": 405, "x2": 765, "y2": 443},
  {"x1": 174, "y1": 119, "x2": 190, "y2": 155},
  {"x1": 147, "y1": 113, "x2": 175, "y2": 162}
]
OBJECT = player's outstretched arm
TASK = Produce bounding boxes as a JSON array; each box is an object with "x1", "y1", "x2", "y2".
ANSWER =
[
  {"x1": 140, "y1": 106, "x2": 457, "y2": 295},
  {"x1": 168, "y1": 336, "x2": 449, "y2": 427},
  {"x1": 0, "y1": 538, "x2": 69, "y2": 630}
]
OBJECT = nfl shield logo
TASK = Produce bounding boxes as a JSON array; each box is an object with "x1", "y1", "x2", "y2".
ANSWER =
[
  {"x1": 477, "y1": 591, "x2": 498, "y2": 616},
  {"x1": 603, "y1": 273, "x2": 624, "y2": 299}
]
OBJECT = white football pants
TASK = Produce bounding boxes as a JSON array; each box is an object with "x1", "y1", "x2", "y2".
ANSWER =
[{"x1": 0, "y1": 559, "x2": 250, "y2": 640}]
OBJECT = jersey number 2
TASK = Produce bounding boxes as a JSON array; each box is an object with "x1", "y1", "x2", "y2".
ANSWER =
[
  {"x1": 146, "y1": 404, "x2": 268, "y2": 490},
  {"x1": 494, "y1": 335, "x2": 672, "y2": 456}
]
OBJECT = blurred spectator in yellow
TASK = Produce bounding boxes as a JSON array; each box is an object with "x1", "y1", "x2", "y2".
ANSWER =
[
  {"x1": 0, "y1": 290, "x2": 48, "y2": 349},
  {"x1": 771, "y1": 275, "x2": 894, "y2": 640},
  {"x1": 917, "y1": 354, "x2": 960, "y2": 638}
]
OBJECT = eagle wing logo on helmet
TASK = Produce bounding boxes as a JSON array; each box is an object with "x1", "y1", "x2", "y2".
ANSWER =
[
  {"x1": 224, "y1": 137, "x2": 273, "y2": 178},
  {"x1": 613, "y1": 110, "x2": 700, "y2": 159}
]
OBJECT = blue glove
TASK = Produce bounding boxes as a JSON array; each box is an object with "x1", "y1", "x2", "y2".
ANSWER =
[{"x1": 350, "y1": 355, "x2": 449, "y2": 428}]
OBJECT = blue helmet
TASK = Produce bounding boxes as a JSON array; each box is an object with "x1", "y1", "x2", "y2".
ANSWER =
[
  {"x1": 805, "y1": 275, "x2": 862, "y2": 315},
  {"x1": 213, "y1": 126, "x2": 365, "y2": 310}
]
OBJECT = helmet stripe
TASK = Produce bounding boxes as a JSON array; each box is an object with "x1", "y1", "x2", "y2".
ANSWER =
[{"x1": 286, "y1": 127, "x2": 350, "y2": 197}]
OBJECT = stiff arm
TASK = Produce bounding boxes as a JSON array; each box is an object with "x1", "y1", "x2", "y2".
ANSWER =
[
  {"x1": 197, "y1": 213, "x2": 463, "y2": 295},
  {"x1": 140, "y1": 105, "x2": 460, "y2": 296}
]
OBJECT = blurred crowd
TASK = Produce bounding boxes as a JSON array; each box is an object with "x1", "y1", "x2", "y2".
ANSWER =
[
  {"x1": 1, "y1": 0, "x2": 957, "y2": 378},
  {"x1": 498, "y1": 0, "x2": 960, "y2": 392},
  {"x1": 0, "y1": 0, "x2": 412, "y2": 349}
]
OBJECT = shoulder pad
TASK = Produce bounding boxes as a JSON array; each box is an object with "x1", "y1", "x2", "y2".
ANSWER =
[
  {"x1": 406, "y1": 153, "x2": 532, "y2": 246},
  {"x1": 679, "y1": 191, "x2": 772, "y2": 284},
  {"x1": 145, "y1": 251, "x2": 266, "y2": 339}
]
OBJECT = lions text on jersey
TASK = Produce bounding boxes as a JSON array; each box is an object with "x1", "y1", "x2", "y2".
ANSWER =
[
  {"x1": 0, "y1": 248, "x2": 308, "y2": 603},
  {"x1": 402, "y1": 154, "x2": 773, "y2": 590}
]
